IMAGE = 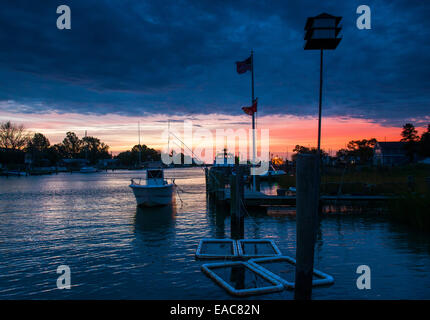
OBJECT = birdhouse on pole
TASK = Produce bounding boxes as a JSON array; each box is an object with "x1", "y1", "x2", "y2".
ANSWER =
[{"x1": 304, "y1": 13, "x2": 342, "y2": 50}]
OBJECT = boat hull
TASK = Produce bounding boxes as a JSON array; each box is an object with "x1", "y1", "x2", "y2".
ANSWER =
[
  {"x1": 260, "y1": 170, "x2": 286, "y2": 180},
  {"x1": 80, "y1": 167, "x2": 98, "y2": 173},
  {"x1": 129, "y1": 184, "x2": 174, "y2": 207}
]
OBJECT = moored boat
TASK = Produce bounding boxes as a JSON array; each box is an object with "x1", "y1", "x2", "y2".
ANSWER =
[
  {"x1": 2, "y1": 170, "x2": 27, "y2": 176},
  {"x1": 260, "y1": 164, "x2": 286, "y2": 180},
  {"x1": 80, "y1": 166, "x2": 98, "y2": 173},
  {"x1": 129, "y1": 168, "x2": 175, "y2": 207}
]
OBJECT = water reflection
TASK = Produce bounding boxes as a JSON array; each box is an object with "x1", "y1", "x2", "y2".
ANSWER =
[
  {"x1": 259, "y1": 181, "x2": 280, "y2": 195},
  {"x1": 206, "y1": 197, "x2": 229, "y2": 238},
  {"x1": 386, "y1": 221, "x2": 430, "y2": 255},
  {"x1": 1, "y1": 168, "x2": 430, "y2": 299},
  {"x1": 206, "y1": 195, "x2": 269, "y2": 239},
  {"x1": 133, "y1": 204, "x2": 177, "y2": 242}
]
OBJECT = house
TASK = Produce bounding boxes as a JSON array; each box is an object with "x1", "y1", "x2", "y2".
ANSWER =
[
  {"x1": 60, "y1": 158, "x2": 89, "y2": 169},
  {"x1": 97, "y1": 158, "x2": 119, "y2": 168},
  {"x1": 373, "y1": 142, "x2": 409, "y2": 166}
]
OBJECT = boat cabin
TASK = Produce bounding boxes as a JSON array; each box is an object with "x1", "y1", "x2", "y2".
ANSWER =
[{"x1": 146, "y1": 169, "x2": 166, "y2": 185}]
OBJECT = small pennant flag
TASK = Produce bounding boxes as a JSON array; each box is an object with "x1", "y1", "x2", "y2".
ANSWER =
[
  {"x1": 235, "y1": 56, "x2": 252, "y2": 74},
  {"x1": 242, "y1": 98, "x2": 258, "y2": 115}
]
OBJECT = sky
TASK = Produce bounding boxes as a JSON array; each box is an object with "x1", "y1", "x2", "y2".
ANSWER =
[{"x1": 0, "y1": 0, "x2": 429, "y2": 158}]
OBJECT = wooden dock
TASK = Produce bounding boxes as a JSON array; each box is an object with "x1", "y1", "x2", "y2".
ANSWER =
[
  {"x1": 205, "y1": 165, "x2": 393, "y2": 208},
  {"x1": 222, "y1": 188, "x2": 392, "y2": 206}
]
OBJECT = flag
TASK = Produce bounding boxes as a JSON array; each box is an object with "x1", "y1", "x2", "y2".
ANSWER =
[
  {"x1": 235, "y1": 56, "x2": 252, "y2": 74},
  {"x1": 242, "y1": 98, "x2": 258, "y2": 115}
]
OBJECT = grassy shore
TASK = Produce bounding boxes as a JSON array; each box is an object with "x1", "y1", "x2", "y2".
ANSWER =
[
  {"x1": 279, "y1": 164, "x2": 430, "y2": 230},
  {"x1": 279, "y1": 164, "x2": 430, "y2": 195},
  {"x1": 388, "y1": 192, "x2": 430, "y2": 231}
]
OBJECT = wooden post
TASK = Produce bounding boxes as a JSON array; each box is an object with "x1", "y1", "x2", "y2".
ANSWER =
[
  {"x1": 407, "y1": 175, "x2": 415, "y2": 192},
  {"x1": 205, "y1": 167, "x2": 209, "y2": 193},
  {"x1": 230, "y1": 174, "x2": 237, "y2": 238},
  {"x1": 294, "y1": 154, "x2": 319, "y2": 300},
  {"x1": 256, "y1": 175, "x2": 261, "y2": 191},
  {"x1": 208, "y1": 169, "x2": 213, "y2": 193},
  {"x1": 231, "y1": 165, "x2": 244, "y2": 239},
  {"x1": 317, "y1": 48, "x2": 323, "y2": 153},
  {"x1": 238, "y1": 166, "x2": 244, "y2": 237}
]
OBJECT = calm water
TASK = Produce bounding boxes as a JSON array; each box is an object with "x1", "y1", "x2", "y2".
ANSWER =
[{"x1": 0, "y1": 167, "x2": 429, "y2": 299}]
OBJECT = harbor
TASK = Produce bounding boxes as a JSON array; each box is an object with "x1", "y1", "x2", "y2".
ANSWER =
[
  {"x1": 0, "y1": 0, "x2": 430, "y2": 305},
  {"x1": 205, "y1": 159, "x2": 395, "y2": 209},
  {"x1": 1, "y1": 167, "x2": 430, "y2": 299}
]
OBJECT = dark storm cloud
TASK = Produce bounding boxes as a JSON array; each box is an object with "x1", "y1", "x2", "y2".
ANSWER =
[{"x1": 0, "y1": 0, "x2": 429, "y2": 125}]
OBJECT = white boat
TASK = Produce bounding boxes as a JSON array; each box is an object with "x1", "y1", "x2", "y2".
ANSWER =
[
  {"x1": 80, "y1": 166, "x2": 98, "y2": 173},
  {"x1": 4, "y1": 170, "x2": 27, "y2": 176},
  {"x1": 213, "y1": 149, "x2": 235, "y2": 167},
  {"x1": 129, "y1": 169, "x2": 175, "y2": 207},
  {"x1": 260, "y1": 164, "x2": 286, "y2": 178}
]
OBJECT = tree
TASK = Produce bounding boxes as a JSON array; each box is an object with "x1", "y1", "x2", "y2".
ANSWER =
[
  {"x1": 46, "y1": 144, "x2": 66, "y2": 165},
  {"x1": 291, "y1": 145, "x2": 327, "y2": 161},
  {"x1": 27, "y1": 133, "x2": 50, "y2": 152},
  {"x1": 335, "y1": 139, "x2": 376, "y2": 164},
  {"x1": 62, "y1": 132, "x2": 82, "y2": 158},
  {"x1": 293, "y1": 145, "x2": 313, "y2": 154},
  {"x1": 80, "y1": 136, "x2": 110, "y2": 163},
  {"x1": 419, "y1": 124, "x2": 430, "y2": 158},
  {"x1": 346, "y1": 138, "x2": 377, "y2": 164},
  {"x1": 26, "y1": 133, "x2": 51, "y2": 166},
  {"x1": 401, "y1": 123, "x2": 419, "y2": 162},
  {"x1": 0, "y1": 121, "x2": 29, "y2": 150},
  {"x1": 131, "y1": 144, "x2": 160, "y2": 162},
  {"x1": 336, "y1": 148, "x2": 349, "y2": 160},
  {"x1": 401, "y1": 123, "x2": 419, "y2": 142},
  {"x1": 116, "y1": 144, "x2": 160, "y2": 166}
]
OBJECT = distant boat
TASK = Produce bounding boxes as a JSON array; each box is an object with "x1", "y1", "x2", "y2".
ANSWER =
[
  {"x1": 3, "y1": 170, "x2": 27, "y2": 176},
  {"x1": 260, "y1": 164, "x2": 286, "y2": 179},
  {"x1": 129, "y1": 168, "x2": 175, "y2": 207},
  {"x1": 80, "y1": 166, "x2": 98, "y2": 173},
  {"x1": 213, "y1": 149, "x2": 235, "y2": 167}
]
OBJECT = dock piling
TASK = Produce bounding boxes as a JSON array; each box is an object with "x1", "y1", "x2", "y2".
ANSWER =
[
  {"x1": 294, "y1": 154, "x2": 320, "y2": 300},
  {"x1": 255, "y1": 175, "x2": 261, "y2": 191},
  {"x1": 230, "y1": 165, "x2": 244, "y2": 239},
  {"x1": 205, "y1": 167, "x2": 209, "y2": 195}
]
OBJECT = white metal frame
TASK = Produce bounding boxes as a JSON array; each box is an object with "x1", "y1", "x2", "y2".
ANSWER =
[
  {"x1": 248, "y1": 256, "x2": 334, "y2": 289},
  {"x1": 195, "y1": 239, "x2": 238, "y2": 259},
  {"x1": 201, "y1": 261, "x2": 283, "y2": 296},
  {"x1": 237, "y1": 239, "x2": 282, "y2": 258}
]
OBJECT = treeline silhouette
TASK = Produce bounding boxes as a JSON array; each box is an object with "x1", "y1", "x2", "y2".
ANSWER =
[
  {"x1": 292, "y1": 123, "x2": 430, "y2": 165},
  {"x1": 1, "y1": 121, "x2": 429, "y2": 168},
  {"x1": 0, "y1": 121, "x2": 161, "y2": 167}
]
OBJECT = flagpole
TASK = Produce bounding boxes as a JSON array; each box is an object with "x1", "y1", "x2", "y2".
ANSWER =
[{"x1": 251, "y1": 50, "x2": 256, "y2": 192}]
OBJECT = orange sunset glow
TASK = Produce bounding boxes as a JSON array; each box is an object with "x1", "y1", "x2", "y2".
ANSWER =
[{"x1": 1, "y1": 110, "x2": 421, "y2": 160}]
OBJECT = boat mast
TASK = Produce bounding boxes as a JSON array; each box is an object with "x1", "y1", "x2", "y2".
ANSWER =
[
  {"x1": 84, "y1": 130, "x2": 88, "y2": 163},
  {"x1": 138, "y1": 121, "x2": 141, "y2": 167},
  {"x1": 167, "y1": 119, "x2": 170, "y2": 158}
]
